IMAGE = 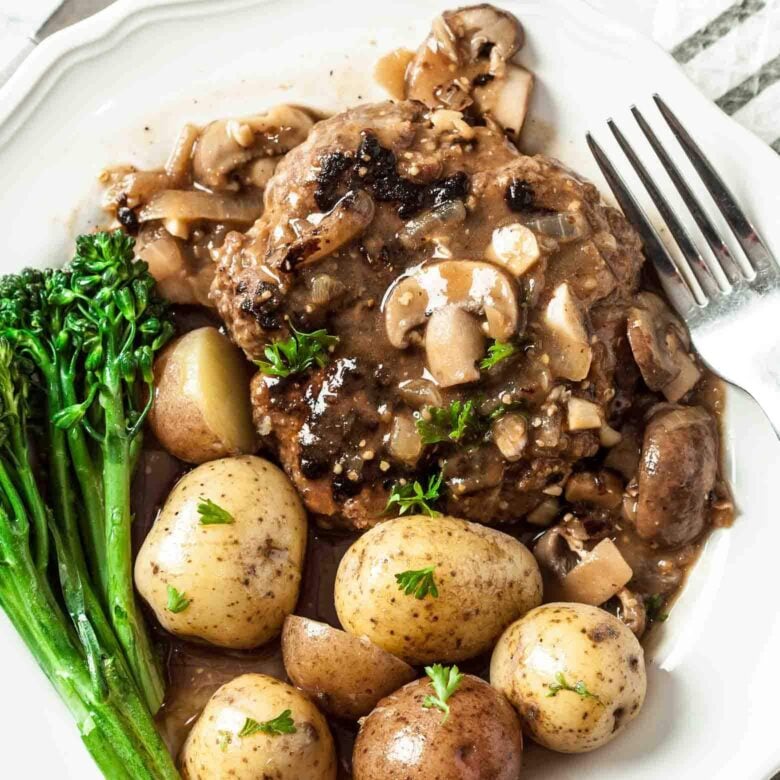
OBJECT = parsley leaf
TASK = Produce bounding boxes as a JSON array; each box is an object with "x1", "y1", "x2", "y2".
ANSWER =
[
  {"x1": 480, "y1": 340, "x2": 517, "y2": 370},
  {"x1": 386, "y1": 472, "x2": 443, "y2": 517},
  {"x1": 255, "y1": 327, "x2": 338, "y2": 378},
  {"x1": 395, "y1": 566, "x2": 439, "y2": 599},
  {"x1": 238, "y1": 710, "x2": 296, "y2": 738},
  {"x1": 166, "y1": 585, "x2": 190, "y2": 613},
  {"x1": 217, "y1": 731, "x2": 233, "y2": 752},
  {"x1": 546, "y1": 672, "x2": 602, "y2": 704},
  {"x1": 422, "y1": 664, "x2": 464, "y2": 722},
  {"x1": 197, "y1": 497, "x2": 234, "y2": 525},
  {"x1": 644, "y1": 594, "x2": 669, "y2": 623},
  {"x1": 415, "y1": 400, "x2": 481, "y2": 445}
]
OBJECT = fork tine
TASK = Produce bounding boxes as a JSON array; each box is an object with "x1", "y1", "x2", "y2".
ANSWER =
[
  {"x1": 631, "y1": 105, "x2": 744, "y2": 286},
  {"x1": 654, "y1": 94, "x2": 778, "y2": 279},
  {"x1": 608, "y1": 119, "x2": 721, "y2": 303},
  {"x1": 585, "y1": 132, "x2": 697, "y2": 318}
]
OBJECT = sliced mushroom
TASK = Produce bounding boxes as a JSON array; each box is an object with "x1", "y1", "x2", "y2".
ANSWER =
[
  {"x1": 426, "y1": 305, "x2": 485, "y2": 387},
  {"x1": 564, "y1": 470, "x2": 623, "y2": 510},
  {"x1": 472, "y1": 64, "x2": 533, "y2": 136},
  {"x1": 627, "y1": 292, "x2": 701, "y2": 401},
  {"x1": 612, "y1": 587, "x2": 647, "y2": 638},
  {"x1": 542, "y1": 283, "x2": 593, "y2": 381},
  {"x1": 486, "y1": 222, "x2": 540, "y2": 276},
  {"x1": 633, "y1": 405, "x2": 718, "y2": 547},
  {"x1": 566, "y1": 397, "x2": 602, "y2": 431},
  {"x1": 192, "y1": 105, "x2": 314, "y2": 190},
  {"x1": 557, "y1": 539, "x2": 633, "y2": 606},
  {"x1": 406, "y1": 5, "x2": 531, "y2": 133},
  {"x1": 491, "y1": 412, "x2": 528, "y2": 461},
  {"x1": 384, "y1": 260, "x2": 519, "y2": 386},
  {"x1": 271, "y1": 189, "x2": 375, "y2": 272},
  {"x1": 533, "y1": 522, "x2": 584, "y2": 579}
]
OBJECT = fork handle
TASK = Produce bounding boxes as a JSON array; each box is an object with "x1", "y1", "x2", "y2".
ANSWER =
[{"x1": 749, "y1": 352, "x2": 780, "y2": 439}]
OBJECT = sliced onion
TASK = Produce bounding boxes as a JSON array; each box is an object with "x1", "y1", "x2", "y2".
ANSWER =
[
  {"x1": 397, "y1": 200, "x2": 466, "y2": 249},
  {"x1": 526, "y1": 211, "x2": 590, "y2": 243},
  {"x1": 164, "y1": 124, "x2": 199, "y2": 182},
  {"x1": 139, "y1": 190, "x2": 263, "y2": 224}
]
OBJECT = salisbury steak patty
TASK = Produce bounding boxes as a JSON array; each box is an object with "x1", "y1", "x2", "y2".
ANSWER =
[{"x1": 211, "y1": 100, "x2": 645, "y2": 529}]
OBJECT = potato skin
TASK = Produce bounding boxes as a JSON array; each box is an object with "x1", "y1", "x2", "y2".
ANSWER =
[
  {"x1": 149, "y1": 326, "x2": 255, "y2": 464},
  {"x1": 490, "y1": 602, "x2": 646, "y2": 753},
  {"x1": 181, "y1": 673, "x2": 336, "y2": 780},
  {"x1": 281, "y1": 615, "x2": 416, "y2": 719},
  {"x1": 352, "y1": 674, "x2": 523, "y2": 780},
  {"x1": 334, "y1": 515, "x2": 542, "y2": 664},
  {"x1": 135, "y1": 456, "x2": 306, "y2": 649}
]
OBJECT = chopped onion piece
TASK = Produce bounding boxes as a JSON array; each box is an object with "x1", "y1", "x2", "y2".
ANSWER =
[{"x1": 139, "y1": 190, "x2": 263, "y2": 224}]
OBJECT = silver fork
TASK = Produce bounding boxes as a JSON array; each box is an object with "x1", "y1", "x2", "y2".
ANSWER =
[{"x1": 586, "y1": 95, "x2": 780, "y2": 438}]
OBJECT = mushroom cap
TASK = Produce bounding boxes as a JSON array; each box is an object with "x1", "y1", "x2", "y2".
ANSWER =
[
  {"x1": 442, "y1": 4, "x2": 524, "y2": 63},
  {"x1": 627, "y1": 291, "x2": 699, "y2": 398},
  {"x1": 383, "y1": 259, "x2": 520, "y2": 348},
  {"x1": 192, "y1": 105, "x2": 314, "y2": 190}
]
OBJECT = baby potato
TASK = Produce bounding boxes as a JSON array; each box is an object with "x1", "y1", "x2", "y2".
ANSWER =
[
  {"x1": 281, "y1": 615, "x2": 416, "y2": 719},
  {"x1": 490, "y1": 602, "x2": 646, "y2": 753},
  {"x1": 334, "y1": 515, "x2": 542, "y2": 664},
  {"x1": 352, "y1": 674, "x2": 523, "y2": 780},
  {"x1": 181, "y1": 673, "x2": 336, "y2": 780},
  {"x1": 135, "y1": 455, "x2": 306, "y2": 649},
  {"x1": 149, "y1": 326, "x2": 256, "y2": 464}
]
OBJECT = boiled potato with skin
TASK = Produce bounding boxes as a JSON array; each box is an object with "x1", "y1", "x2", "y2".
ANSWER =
[
  {"x1": 490, "y1": 602, "x2": 646, "y2": 753},
  {"x1": 135, "y1": 455, "x2": 306, "y2": 649},
  {"x1": 181, "y1": 673, "x2": 336, "y2": 780},
  {"x1": 149, "y1": 326, "x2": 255, "y2": 464},
  {"x1": 335, "y1": 515, "x2": 542, "y2": 664},
  {"x1": 352, "y1": 674, "x2": 523, "y2": 780},
  {"x1": 281, "y1": 615, "x2": 416, "y2": 719}
]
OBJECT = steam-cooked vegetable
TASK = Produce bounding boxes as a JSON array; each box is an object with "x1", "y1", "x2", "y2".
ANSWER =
[
  {"x1": 0, "y1": 231, "x2": 171, "y2": 713},
  {"x1": 491, "y1": 602, "x2": 647, "y2": 753},
  {"x1": 135, "y1": 456, "x2": 307, "y2": 649},
  {"x1": 0, "y1": 236, "x2": 179, "y2": 777},
  {"x1": 149, "y1": 326, "x2": 256, "y2": 464},
  {"x1": 181, "y1": 674, "x2": 337, "y2": 780},
  {"x1": 335, "y1": 515, "x2": 542, "y2": 664},
  {"x1": 352, "y1": 673, "x2": 523, "y2": 780},
  {"x1": 281, "y1": 616, "x2": 416, "y2": 719}
]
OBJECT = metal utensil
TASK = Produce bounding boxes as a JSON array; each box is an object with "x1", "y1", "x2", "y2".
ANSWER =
[{"x1": 587, "y1": 94, "x2": 780, "y2": 437}]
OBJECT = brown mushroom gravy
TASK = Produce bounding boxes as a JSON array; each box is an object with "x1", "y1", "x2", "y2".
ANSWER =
[{"x1": 103, "y1": 3, "x2": 734, "y2": 774}]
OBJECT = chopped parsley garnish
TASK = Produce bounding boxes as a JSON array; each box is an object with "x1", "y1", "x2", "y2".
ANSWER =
[
  {"x1": 386, "y1": 472, "x2": 443, "y2": 517},
  {"x1": 395, "y1": 566, "x2": 439, "y2": 599},
  {"x1": 217, "y1": 731, "x2": 233, "y2": 752},
  {"x1": 255, "y1": 327, "x2": 338, "y2": 378},
  {"x1": 546, "y1": 672, "x2": 602, "y2": 704},
  {"x1": 166, "y1": 585, "x2": 190, "y2": 614},
  {"x1": 422, "y1": 664, "x2": 464, "y2": 722},
  {"x1": 480, "y1": 340, "x2": 517, "y2": 370},
  {"x1": 238, "y1": 710, "x2": 296, "y2": 738},
  {"x1": 415, "y1": 400, "x2": 481, "y2": 445},
  {"x1": 197, "y1": 497, "x2": 234, "y2": 525},
  {"x1": 644, "y1": 594, "x2": 669, "y2": 623}
]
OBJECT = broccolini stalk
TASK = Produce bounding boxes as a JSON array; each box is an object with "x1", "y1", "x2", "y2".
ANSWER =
[
  {"x1": 0, "y1": 339, "x2": 179, "y2": 779},
  {"x1": 0, "y1": 231, "x2": 173, "y2": 713}
]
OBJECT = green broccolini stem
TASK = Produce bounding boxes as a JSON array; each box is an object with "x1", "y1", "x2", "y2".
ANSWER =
[
  {"x1": 102, "y1": 354, "x2": 165, "y2": 714},
  {"x1": 59, "y1": 359, "x2": 107, "y2": 595}
]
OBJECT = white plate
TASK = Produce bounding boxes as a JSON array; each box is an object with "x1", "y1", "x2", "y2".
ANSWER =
[{"x1": 1, "y1": 0, "x2": 779, "y2": 777}]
